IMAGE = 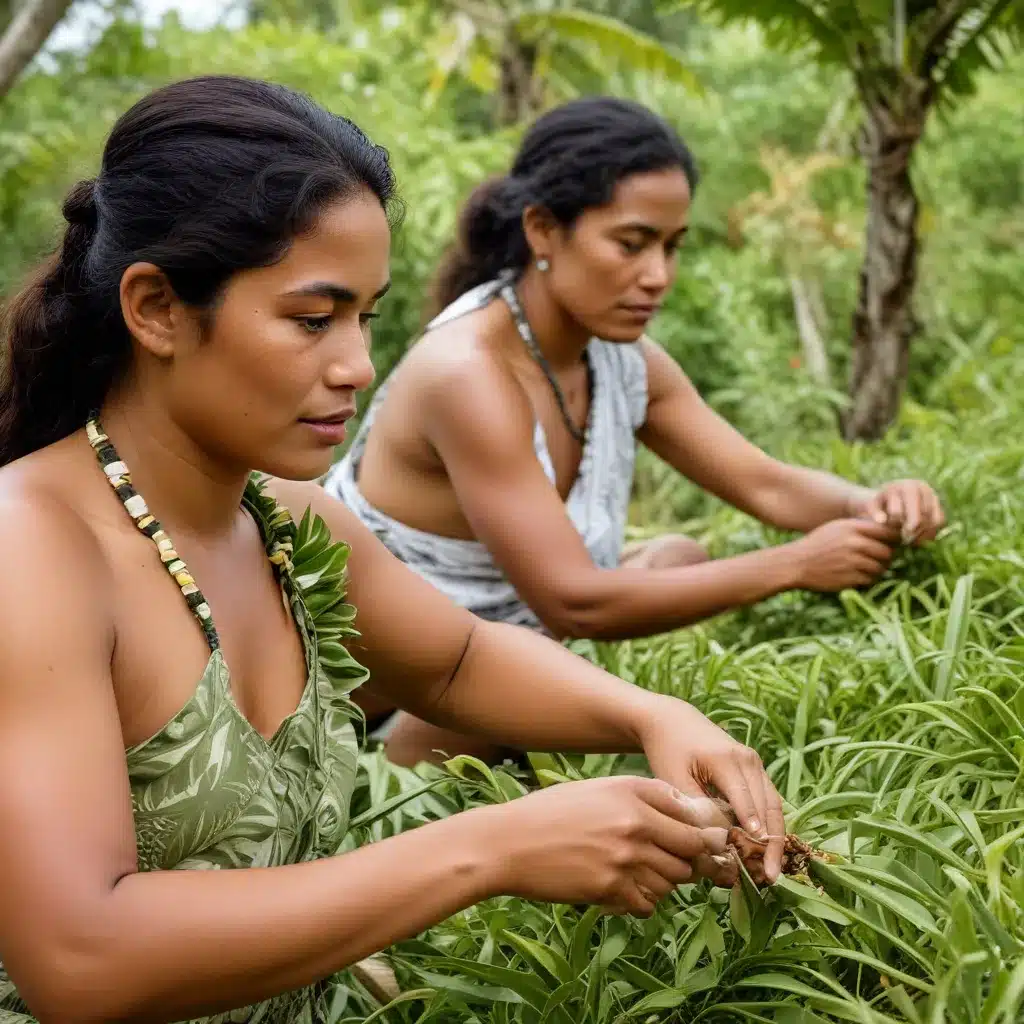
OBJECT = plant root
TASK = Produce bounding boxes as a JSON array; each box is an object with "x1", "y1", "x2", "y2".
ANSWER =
[{"x1": 726, "y1": 826, "x2": 834, "y2": 886}]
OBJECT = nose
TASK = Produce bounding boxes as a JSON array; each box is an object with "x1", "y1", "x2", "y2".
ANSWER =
[
  {"x1": 323, "y1": 323, "x2": 376, "y2": 393},
  {"x1": 638, "y1": 248, "x2": 673, "y2": 295}
]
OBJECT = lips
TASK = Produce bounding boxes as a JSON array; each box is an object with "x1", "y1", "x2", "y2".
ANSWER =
[{"x1": 300, "y1": 410, "x2": 354, "y2": 427}]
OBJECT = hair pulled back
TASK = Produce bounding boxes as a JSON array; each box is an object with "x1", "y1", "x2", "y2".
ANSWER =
[
  {"x1": 430, "y1": 96, "x2": 698, "y2": 315},
  {"x1": 0, "y1": 75, "x2": 397, "y2": 465}
]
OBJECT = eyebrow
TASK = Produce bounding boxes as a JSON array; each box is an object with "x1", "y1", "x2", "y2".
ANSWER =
[
  {"x1": 616, "y1": 223, "x2": 689, "y2": 239},
  {"x1": 283, "y1": 280, "x2": 392, "y2": 302}
]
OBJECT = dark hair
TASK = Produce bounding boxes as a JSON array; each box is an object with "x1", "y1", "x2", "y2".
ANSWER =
[
  {"x1": 0, "y1": 75, "x2": 397, "y2": 465},
  {"x1": 430, "y1": 96, "x2": 698, "y2": 315}
]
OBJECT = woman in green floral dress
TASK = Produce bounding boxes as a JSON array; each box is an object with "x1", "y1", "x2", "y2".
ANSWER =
[{"x1": 0, "y1": 76, "x2": 783, "y2": 1023}]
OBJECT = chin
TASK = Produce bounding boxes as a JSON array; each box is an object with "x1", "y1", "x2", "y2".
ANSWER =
[
  {"x1": 254, "y1": 448, "x2": 337, "y2": 483},
  {"x1": 595, "y1": 322, "x2": 648, "y2": 344}
]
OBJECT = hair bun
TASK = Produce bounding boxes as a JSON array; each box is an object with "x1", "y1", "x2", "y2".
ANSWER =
[{"x1": 62, "y1": 179, "x2": 98, "y2": 228}]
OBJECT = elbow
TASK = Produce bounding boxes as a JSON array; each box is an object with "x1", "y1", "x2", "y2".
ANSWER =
[
  {"x1": 19, "y1": 958, "x2": 125, "y2": 1024},
  {"x1": 15, "y1": 919, "x2": 146, "y2": 1023},
  {"x1": 536, "y1": 582, "x2": 622, "y2": 642}
]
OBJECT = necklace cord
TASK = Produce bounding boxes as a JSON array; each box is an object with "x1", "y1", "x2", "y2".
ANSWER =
[{"x1": 498, "y1": 275, "x2": 590, "y2": 445}]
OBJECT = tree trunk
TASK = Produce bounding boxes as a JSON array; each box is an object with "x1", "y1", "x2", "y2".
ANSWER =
[
  {"x1": 842, "y1": 95, "x2": 929, "y2": 441},
  {"x1": 0, "y1": 0, "x2": 74, "y2": 102},
  {"x1": 496, "y1": 26, "x2": 541, "y2": 126},
  {"x1": 1, "y1": 0, "x2": 17, "y2": 36},
  {"x1": 789, "y1": 271, "x2": 831, "y2": 388}
]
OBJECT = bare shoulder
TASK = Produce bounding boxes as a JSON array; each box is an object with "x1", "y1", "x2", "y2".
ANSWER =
[
  {"x1": 0, "y1": 445, "x2": 113, "y2": 582},
  {"x1": 394, "y1": 306, "x2": 534, "y2": 433},
  {"x1": 265, "y1": 476, "x2": 357, "y2": 538},
  {"x1": 638, "y1": 334, "x2": 698, "y2": 400},
  {"x1": 0, "y1": 448, "x2": 116, "y2": 678}
]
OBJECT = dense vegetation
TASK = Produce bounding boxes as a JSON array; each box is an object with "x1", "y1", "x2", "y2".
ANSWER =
[{"x1": 1, "y1": 2, "x2": 1022, "y2": 1020}]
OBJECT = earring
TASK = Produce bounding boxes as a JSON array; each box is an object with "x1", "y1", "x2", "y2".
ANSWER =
[{"x1": 536, "y1": 258, "x2": 550, "y2": 273}]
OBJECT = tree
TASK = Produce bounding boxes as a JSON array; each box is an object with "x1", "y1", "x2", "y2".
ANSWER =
[
  {"x1": 665, "y1": 0, "x2": 1024, "y2": 440},
  {"x1": 0, "y1": 0, "x2": 75, "y2": 101},
  {"x1": 424, "y1": 0, "x2": 702, "y2": 126}
]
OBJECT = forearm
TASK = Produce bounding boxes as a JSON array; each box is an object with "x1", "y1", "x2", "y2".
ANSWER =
[
  {"x1": 756, "y1": 464, "x2": 874, "y2": 533},
  {"x1": 539, "y1": 543, "x2": 801, "y2": 641},
  {"x1": 41, "y1": 812, "x2": 496, "y2": 1023},
  {"x1": 408, "y1": 619, "x2": 670, "y2": 753}
]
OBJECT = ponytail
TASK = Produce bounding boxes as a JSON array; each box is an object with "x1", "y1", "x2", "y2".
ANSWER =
[
  {"x1": 0, "y1": 179, "x2": 128, "y2": 465},
  {"x1": 428, "y1": 175, "x2": 531, "y2": 318}
]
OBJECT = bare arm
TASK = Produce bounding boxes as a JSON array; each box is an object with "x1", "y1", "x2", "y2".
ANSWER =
[
  {"x1": 1, "y1": 486, "x2": 783, "y2": 1022},
  {"x1": 413, "y1": 357, "x2": 815, "y2": 640},
  {"x1": 274, "y1": 481, "x2": 785, "y2": 873},
  {"x1": 0, "y1": 497, "x2": 499, "y2": 1023},
  {"x1": 275, "y1": 481, "x2": 673, "y2": 752},
  {"x1": 637, "y1": 339, "x2": 871, "y2": 531}
]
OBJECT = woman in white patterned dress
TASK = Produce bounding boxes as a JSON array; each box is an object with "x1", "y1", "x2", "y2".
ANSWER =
[{"x1": 324, "y1": 97, "x2": 944, "y2": 767}]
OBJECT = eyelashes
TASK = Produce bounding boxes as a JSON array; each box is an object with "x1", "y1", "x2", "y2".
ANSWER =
[{"x1": 295, "y1": 312, "x2": 380, "y2": 334}]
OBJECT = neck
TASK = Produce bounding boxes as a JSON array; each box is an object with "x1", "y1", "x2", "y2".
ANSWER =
[
  {"x1": 98, "y1": 386, "x2": 250, "y2": 541},
  {"x1": 513, "y1": 266, "x2": 591, "y2": 373}
]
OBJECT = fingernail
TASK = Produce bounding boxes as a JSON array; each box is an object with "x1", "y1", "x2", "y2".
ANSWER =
[
  {"x1": 702, "y1": 827, "x2": 728, "y2": 854},
  {"x1": 749, "y1": 818, "x2": 761, "y2": 834}
]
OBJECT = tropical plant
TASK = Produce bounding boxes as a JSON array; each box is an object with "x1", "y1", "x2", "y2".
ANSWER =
[
  {"x1": 420, "y1": 0, "x2": 703, "y2": 126},
  {"x1": 660, "y1": 0, "x2": 1024, "y2": 442},
  {"x1": 330, "y1": 356, "x2": 1024, "y2": 1021}
]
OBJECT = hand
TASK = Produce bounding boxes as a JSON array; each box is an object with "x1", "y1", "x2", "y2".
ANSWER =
[
  {"x1": 483, "y1": 775, "x2": 730, "y2": 917},
  {"x1": 856, "y1": 480, "x2": 945, "y2": 545},
  {"x1": 637, "y1": 699, "x2": 786, "y2": 886},
  {"x1": 787, "y1": 518, "x2": 899, "y2": 592}
]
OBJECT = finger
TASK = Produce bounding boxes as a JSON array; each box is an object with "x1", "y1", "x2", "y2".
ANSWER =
[
  {"x1": 850, "y1": 519, "x2": 902, "y2": 545},
  {"x1": 740, "y1": 750, "x2": 774, "y2": 845},
  {"x1": 919, "y1": 489, "x2": 945, "y2": 543},
  {"x1": 708, "y1": 756, "x2": 763, "y2": 838},
  {"x1": 634, "y1": 865, "x2": 676, "y2": 904},
  {"x1": 612, "y1": 870, "x2": 667, "y2": 919},
  {"x1": 901, "y1": 486, "x2": 922, "y2": 543},
  {"x1": 853, "y1": 537, "x2": 895, "y2": 563},
  {"x1": 643, "y1": 809, "x2": 729, "y2": 863},
  {"x1": 853, "y1": 556, "x2": 888, "y2": 579},
  {"x1": 673, "y1": 791, "x2": 735, "y2": 830},
  {"x1": 863, "y1": 491, "x2": 887, "y2": 525},
  {"x1": 690, "y1": 850, "x2": 738, "y2": 888},
  {"x1": 760, "y1": 781, "x2": 786, "y2": 885},
  {"x1": 883, "y1": 488, "x2": 905, "y2": 527},
  {"x1": 633, "y1": 779, "x2": 730, "y2": 859},
  {"x1": 641, "y1": 846, "x2": 695, "y2": 888}
]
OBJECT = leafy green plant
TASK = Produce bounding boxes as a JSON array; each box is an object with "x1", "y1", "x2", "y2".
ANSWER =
[
  {"x1": 329, "y1": 362, "x2": 1024, "y2": 1022},
  {"x1": 659, "y1": 0, "x2": 1024, "y2": 442}
]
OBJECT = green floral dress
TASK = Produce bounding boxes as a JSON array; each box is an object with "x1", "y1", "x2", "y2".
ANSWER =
[{"x1": 0, "y1": 417, "x2": 370, "y2": 1024}]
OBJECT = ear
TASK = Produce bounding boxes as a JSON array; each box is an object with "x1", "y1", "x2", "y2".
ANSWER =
[
  {"x1": 522, "y1": 204, "x2": 560, "y2": 265},
  {"x1": 119, "y1": 262, "x2": 189, "y2": 360}
]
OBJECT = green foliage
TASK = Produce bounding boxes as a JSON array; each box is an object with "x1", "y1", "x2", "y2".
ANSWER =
[
  {"x1": 660, "y1": 0, "x2": 1024, "y2": 98},
  {"x1": 334, "y1": 359, "x2": 1024, "y2": 1022},
  {"x1": 1, "y1": 5, "x2": 1022, "y2": 1021}
]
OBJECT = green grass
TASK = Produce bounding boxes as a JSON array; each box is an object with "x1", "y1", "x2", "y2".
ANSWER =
[{"x1": 330, "y1": 355, "x2": 1024, "y2": 1023}]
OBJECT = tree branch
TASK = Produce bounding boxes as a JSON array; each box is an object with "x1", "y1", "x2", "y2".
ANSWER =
[{"x1": 0, "y1": 0, "x2": 73, "y2": 101}]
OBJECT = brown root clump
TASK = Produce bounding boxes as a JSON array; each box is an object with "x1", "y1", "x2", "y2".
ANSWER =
[
  {"x1": 726, "y1": 826, "x2": 831, "y2": 886},
  {"x1": 694, "y1": 795, "x2": 832, "y2": 887}
]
